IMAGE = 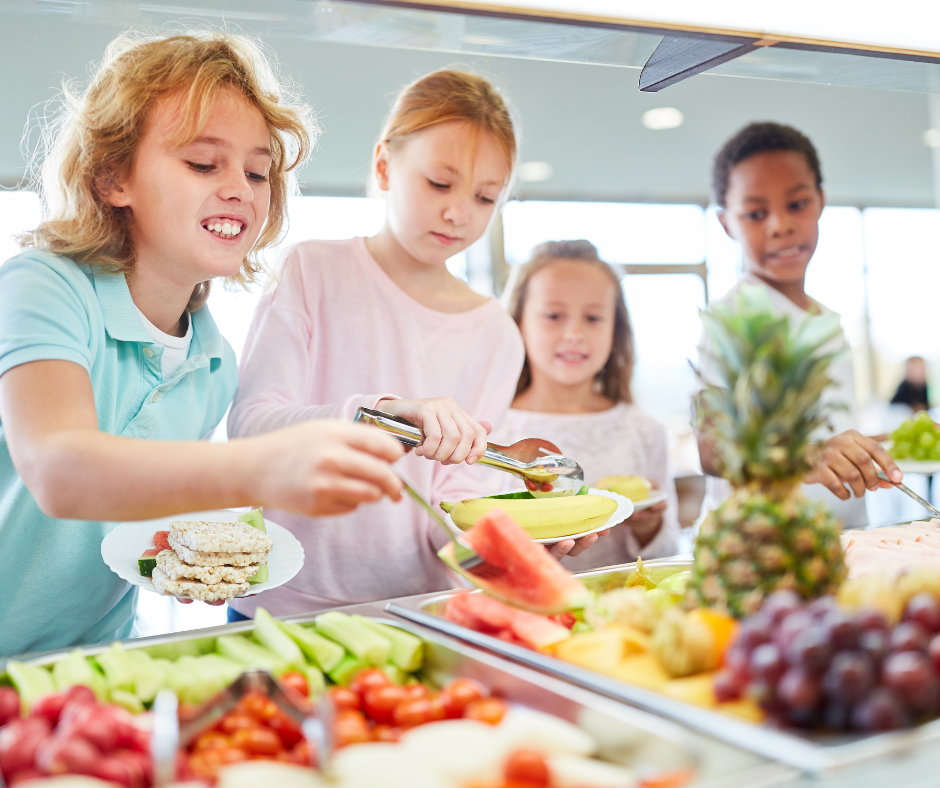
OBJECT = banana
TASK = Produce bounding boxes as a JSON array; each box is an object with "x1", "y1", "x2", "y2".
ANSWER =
[
  {"x1": 440, "y1": 495, "x2": 618, "y2": 540},
  {"x1": 594, "y1": 475, "x2": 651, "y2": 502}
]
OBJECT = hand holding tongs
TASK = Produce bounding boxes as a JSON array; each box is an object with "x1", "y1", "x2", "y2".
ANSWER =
[
  {"x1": 355, "y1": 406, "x2": 584, "y2": 498},
  {"x1": 877, "y1": 470, "x2": 940, "y2": 518}
]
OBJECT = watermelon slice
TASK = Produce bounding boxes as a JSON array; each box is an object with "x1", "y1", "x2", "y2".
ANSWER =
[
  {"x1": 154, "y1": 531, "x2": 171, "y2": 552},
  {"x1": 439, "y1": 508, "x2": 591, "y2": 615},
  {"x1": 445, "y1": 590, "x2": 571, "y2": 650}
]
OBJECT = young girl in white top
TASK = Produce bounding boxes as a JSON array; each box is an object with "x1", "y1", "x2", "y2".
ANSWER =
[
  {"x1": 227, "y1": 70, "x2": 536, "y2": 618},
  {"x1": 498, "y1": 240, "x2": 680, "y2": 570}
]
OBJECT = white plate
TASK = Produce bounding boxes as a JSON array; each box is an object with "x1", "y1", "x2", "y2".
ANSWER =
[
  {"x1": 441, "y1": 488, "x2": 634, "y2": 545},
  {"x1": 101, "y1": 510, "x2": 304, "y2": 597},
  {"x1": 629, "y1": 490, "x2": 668, "y2": 512},
  {"x1": 882, "y1": 441, "x2": 940, "y2": 475}
]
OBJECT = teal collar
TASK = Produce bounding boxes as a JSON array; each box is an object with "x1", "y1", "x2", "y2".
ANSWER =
[{"x1": 91, "y1": 269, "x2": 225, "y2": 372}]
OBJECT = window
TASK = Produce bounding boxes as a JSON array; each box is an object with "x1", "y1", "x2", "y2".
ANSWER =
[{"x1": 0, "y1": 191, "x2": 40, "y2": 266}]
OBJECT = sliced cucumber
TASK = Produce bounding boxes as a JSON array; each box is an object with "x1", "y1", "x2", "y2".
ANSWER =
[
  {"x1": 351, "y1": 616, "x2": 423, "y2": 672},
  {"x1": 238, "y1": 509, "x2": 269, "y2": 585},
  {"x1": 277, "y1": 620, "x2": 345, "y2": 672}
]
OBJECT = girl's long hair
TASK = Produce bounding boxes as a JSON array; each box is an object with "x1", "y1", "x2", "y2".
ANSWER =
[
  {"x1": 507, "y1": 240, "x2": 635, "y2": 403},
  {"x1": 21, "y1": 30, "x2": 315, "y2": 311}
]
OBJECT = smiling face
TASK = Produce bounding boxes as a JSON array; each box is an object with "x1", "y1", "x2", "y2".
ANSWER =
[
  {"x1": 375, "y1": 119, "x2": 508, "y2": 266},
  {"x1": 519, "y1": 260, "x2": 618, "y2": 390},
  {"x1": 719, "y1": 150, "x2": 825, "y2": 288},
  {"x1": 107, "y1": 88, "x2": 272, "y2": 287}
]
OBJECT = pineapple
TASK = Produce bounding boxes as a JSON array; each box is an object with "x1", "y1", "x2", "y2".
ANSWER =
[{"x1": 691, "y1": 285, "x2": 847, "y2": 618}]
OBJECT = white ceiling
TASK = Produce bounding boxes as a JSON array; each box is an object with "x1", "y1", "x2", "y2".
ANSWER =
[{"x1": 0, "y1": 3, "x2": 936, "y2": 207}]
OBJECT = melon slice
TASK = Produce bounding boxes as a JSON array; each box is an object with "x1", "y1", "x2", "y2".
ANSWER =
[
  {"x1": 154, "y1": 530, "x2": 171, "y2": 552},
  {"x1": 439, "y1": 509, "x2": 591, "y2": 614}
]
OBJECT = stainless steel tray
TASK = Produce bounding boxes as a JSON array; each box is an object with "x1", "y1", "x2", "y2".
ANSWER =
[
  {"x1": 5, "y1": 602, "x2": 784, "y2": 788},
  {"x1": 385, "y1": 561, "x2": 940, "y2": 777}
]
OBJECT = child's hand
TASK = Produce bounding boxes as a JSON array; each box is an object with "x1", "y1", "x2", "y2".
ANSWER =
[
  {"x1": 251, "y1": 420, "x2": 404, "y2": 516},
  {"x1": 548, "y1": 529, "x2": 611, "y2": 560},
  {"x1": 803, "y1": 429, "x2": 902, "y2": 499},
  {"x1": 377, "y1": 398, "x2": 491, "y2": 465}
]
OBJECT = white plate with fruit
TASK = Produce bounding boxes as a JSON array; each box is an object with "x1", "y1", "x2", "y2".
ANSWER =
[
  {"x1": 439, "y1": 488, "x2": 633, "y2": 545},
  {"x1": 885, "y1": 413, "x2": 940, "y2": 474},
  {"x1": 101, "y1": 509, "x2": 304, "y2": 598},
  {"x1": 594, "y1": 475, "x2": 666, "y2": 511}
]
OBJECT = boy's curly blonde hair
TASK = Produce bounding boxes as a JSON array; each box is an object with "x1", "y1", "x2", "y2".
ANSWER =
[{"x1": 21, "y1": 30, "x2": 315, "y2": 310}]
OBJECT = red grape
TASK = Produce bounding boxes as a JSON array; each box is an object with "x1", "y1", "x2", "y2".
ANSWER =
[
  {"x1": 745, "y1": 680, "x2": 778, "y2": 711},
  {"x1": 822, "y1": 651, "x2": 875, "y2": 704},
  {"x1": 749, "y1": 643, "x2": 786, "y2": 684},
  {"x1": 822, "y1": 610, "x2": 860, "y2": 651},
  {"x1": 735, "y1": 618, "x2": 773, "y2": 652},
  {"x1": 822, "y1": 702, "x2": 852, "y2": 732},
  {"x1": 851, "y1": 688, "x2": 908, "y2": 732},
  {"x1": 777, "y1": 666, "x2": 822, "y2": 710},
  {"x1": 882, "y1": 651, "x2": 934, "y2": 710},
  {"x1": 890, "y1": 621, "x2": 929, "y2": 654},
  {"x1": 859, "y1": 628, "x2": 891, "y2": 664},
  {"x1": 807, "y1": 596, "x2": 839, "y2": 620},
  {"x1": 713, "y1": 669, "x2": 747, "y2": 703},
  {"x1": 854, "y1": 609, "x2": 889, "y2": 632},
  {"x1": 904, "y1": 593, "x2": 940, "y2": 634},
  {"x1": 786, "y1": 626, "x2": 833, "y2": 672},
  {"x1": 928, "y1": 633, "x2": 940, "y2": 672},
  {"x1": 775, "y1": 610, "x2": 815, "y2": 647},
  {"x1": 0, "y1": 688, "x2": 19, "y2": 727},
  {"x1": 725, "y1": 647, "x2": 751, "y2": 680},
  {"x1": 762, "y1": 591, "x2": 803, "y2": 626}
]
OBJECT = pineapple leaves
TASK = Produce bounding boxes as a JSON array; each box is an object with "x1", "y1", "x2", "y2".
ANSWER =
[{"x1": 694, "y1": 285, "x2": 846, "y2": 486}]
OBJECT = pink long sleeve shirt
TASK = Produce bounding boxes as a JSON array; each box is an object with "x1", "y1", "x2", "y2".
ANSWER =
[{"x1": 227, "y1": 237, "x2": 525, "y2": 617}]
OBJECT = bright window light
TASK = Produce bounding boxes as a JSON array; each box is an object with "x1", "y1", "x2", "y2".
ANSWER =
[
  {"x1": 0, "y1": 191, "x2": 41, "y2": 267},
  {"x1": 518, "y1": 161, "x2": 554, "y2": 182},
  {"x1": 502, "y1": 200, "x2": 706, "y2": 265}
]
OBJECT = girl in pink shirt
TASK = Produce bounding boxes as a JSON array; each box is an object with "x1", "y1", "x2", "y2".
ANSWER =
[{"x1": 227, "y1": 70, "x2": 528, "y2": 617}]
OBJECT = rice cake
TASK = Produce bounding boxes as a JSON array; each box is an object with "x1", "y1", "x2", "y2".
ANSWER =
[
  {"x1": 168, "y1": 533, "x2": 268, "y2": 567},
  {"x1": 152, "y1": 567, "x2": 250, "y2": 601},
  {"x1": 156, "y1": 549, "x2": 259, "y2": 584},
  {"x1": 170, "y1": 520, "x2": 273, "y2": 554}
]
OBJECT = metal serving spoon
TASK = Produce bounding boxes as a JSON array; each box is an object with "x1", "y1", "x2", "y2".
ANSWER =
[{"x1": 355, "y1": 407, "x2": 584, "y2": 498}]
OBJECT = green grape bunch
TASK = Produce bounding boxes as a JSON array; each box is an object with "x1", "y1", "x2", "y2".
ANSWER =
[{"x1": 890, "y1": 411, "x2": 940, "y2": 462}]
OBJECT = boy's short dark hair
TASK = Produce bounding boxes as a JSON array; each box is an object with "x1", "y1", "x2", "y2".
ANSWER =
[{"x1": 712, "y1": 122, "x2": 823, "y2": 208}]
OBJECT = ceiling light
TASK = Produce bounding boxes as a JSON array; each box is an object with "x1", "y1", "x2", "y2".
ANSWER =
[
  {"x1": 642, "y1": 107, "x2": 684, "y2": 130},
  {"x1": 924, "y1": 129, "x2": 940, "y2": 148},
  {"x1": 518, "y1": 161, "x2": 554, "y2": 182}
]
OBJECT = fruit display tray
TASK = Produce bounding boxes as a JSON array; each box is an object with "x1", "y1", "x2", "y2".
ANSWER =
[
  {"x1": 385, "y1": 560, "x2": 940, "y2": 779},
  {"x1": 4, "y1": 603, "x2": 784, "y2": 788}
]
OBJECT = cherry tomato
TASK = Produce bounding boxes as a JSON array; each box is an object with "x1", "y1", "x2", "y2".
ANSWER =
[
  {"x1": 464, "y1": 697, "x2": 508, "y2": 726},
  {"x1": 363, "y1": 685, "x2": 407, "y2": 725},
  {"x1": 188, "y1": 750, "x2": 225, "y2": 781},
  {"x1": 373, "y1": 724, "x2": 404, "y2": 743},
  {"x1": 401, "y1": 683, "x2": 430, "y2": 701},
  {"x1": 327, "y1": 687, "x2": 361, "y2": 712},
  {"x1": 334, "y1": 710, "x2": 373, "y2": 748},
  {"x1": 441, "y1": 678, "x2": 487, "y2": 718},
  {"x1": 232, "y1": 726, "x2": 284, "y2": 757},
  {"x1": 279, "y1": 671, "x2": 310, "y2": 699},
  {"x1": 238, "y1": 692, "x2": 278, "y2": 721},
  {"x1": 277, "y1": 740, "x2": 313, "y2": 766},
  {"x1": 268, "y1": 712, "x2": 304, "y2": 749},
  {"x1": 193, "y1": 731, "x2": 231, "y2": 752},
  {"x1": 504, "y1": 749, "x2": 551, "y2": 786},
  {"x1": 218, "y1": 713, "x2": 260, "y2": 735},
  {"x1": 428, "y1": 693, "x2": 447, "y2": 722},
  {"x1": 216, "y1": 747, "x2": 249, "y2": 765},
  {"x1": 392, "y1": 698, "x2": 435, "y2": 728},
  {"x1": 350, "y1": 668, "x2": 391, "y2": 699}
]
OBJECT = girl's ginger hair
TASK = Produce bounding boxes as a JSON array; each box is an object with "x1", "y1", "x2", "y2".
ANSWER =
[
  {"x1": 507, "y1": 240, "x2": 635, "y2": 404},
  {"x1": 378, "y1": 69, "x2": 517, "y2": 189},
  {"x1": 21, "y1": 31, "x2": 315, "y2": 310}
]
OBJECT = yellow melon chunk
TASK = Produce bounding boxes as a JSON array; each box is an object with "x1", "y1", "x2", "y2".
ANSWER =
[
  {"x1": 716, "y1": 699, "x2": 765, "y2": 723},
  {"x1": 553, "y1": 626, "x2": 648, "y2": 677},
  {"x1": 611, "y1": 653, "x2": 671, "y2": 691},
  {"x1": 660, "y1": 673, "x2": 718, "y2": 708}
]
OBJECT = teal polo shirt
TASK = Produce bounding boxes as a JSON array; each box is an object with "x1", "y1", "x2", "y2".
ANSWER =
[{"x1": 0, "y1": 249, "x2": 238, "y2": 658}]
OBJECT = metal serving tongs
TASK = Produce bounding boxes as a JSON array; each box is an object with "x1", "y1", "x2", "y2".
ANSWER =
[
  {"x1": 356, "y1": 406, "x2": 584, "y2": 497},
  {"x1": 877, "y1": 470, "x2": 940, "y2": 518}
]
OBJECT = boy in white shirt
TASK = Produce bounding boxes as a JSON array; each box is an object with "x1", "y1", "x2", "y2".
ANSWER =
[{"x1": 697, "y1": 122, "x2": 902, "y2": 527}]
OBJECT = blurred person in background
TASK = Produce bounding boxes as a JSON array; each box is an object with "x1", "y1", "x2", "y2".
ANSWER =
[{"x1": 891, "y1": 356, "x2": 930, "y2": 412}]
